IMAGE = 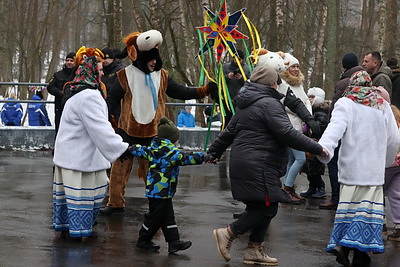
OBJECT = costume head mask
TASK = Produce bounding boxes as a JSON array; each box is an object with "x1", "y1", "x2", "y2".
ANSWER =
[
  {"x1": 74, "y1": 46, "x2": 104, "y2": 67},
  {"x1": 119, "y1": 29, "x2": 163, "y2": 74}
]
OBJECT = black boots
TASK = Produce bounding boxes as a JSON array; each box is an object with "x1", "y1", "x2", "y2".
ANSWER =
[
  {"x1": 352, "y1": 249, "x2": 371, "y2": 266},
  {"x1": 99, "y1": 206, "x2": 125, "y2": 215},
  {"x1": 332, "y1": 246, "x2": 351, "y2": 267},
  {"x1": 136, "y1": 239, "x2": 192, "y2": 253},
  {"x1": 168, "y1": 240, "x2": 192, "y2": 253},
  {"x1": 136, "y1": 239, "x2": 160, "y2": 252}
]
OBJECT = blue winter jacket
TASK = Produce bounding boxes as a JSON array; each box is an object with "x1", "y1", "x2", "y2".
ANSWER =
[
  {"x1": 1, "y1": 98, "x2": 23, "y2": 126},
  {"x1": 130, "y1": 137, "x2": 204, "y2": 199},
  {"x1": 177, "y1": 109, "x2": 195, "y2": 127},
  {"x1": 28, "y1": 95, "x2": 51, "y2": 126}
]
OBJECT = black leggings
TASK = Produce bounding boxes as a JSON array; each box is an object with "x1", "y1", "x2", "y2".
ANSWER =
[{"x1": 230, "y1": 201, "x2": 278, "y2": 243}]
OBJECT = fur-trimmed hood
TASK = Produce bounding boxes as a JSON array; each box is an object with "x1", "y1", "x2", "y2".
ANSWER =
[{"x1": 280, "y1": 69, "x2": 304, "y2": 87}]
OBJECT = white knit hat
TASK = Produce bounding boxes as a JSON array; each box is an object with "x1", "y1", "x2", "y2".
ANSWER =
[
  {"x1": 307, "y1": 87, "x2": 325, "y2": 106},
  {"x1": 284, "y1": 53, "x2": 299, "y2": 69}
]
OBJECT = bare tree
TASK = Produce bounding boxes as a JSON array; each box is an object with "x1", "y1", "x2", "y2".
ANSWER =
[
  {"x1": 325, "y1": 0, "x2": 338, "y2": 96},
  {"x1": 376, "y1": 0, "x2": 386, "y2": 53},
  {"x1": 384, "y1": 0, "x2": 398, "y2": 57}
]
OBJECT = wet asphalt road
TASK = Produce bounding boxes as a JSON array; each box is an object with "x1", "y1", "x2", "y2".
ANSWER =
[{"x1": 0, "y1": 150, "x2": 400, "y2": 267}]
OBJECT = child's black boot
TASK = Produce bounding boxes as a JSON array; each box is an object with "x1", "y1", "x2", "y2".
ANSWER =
[
  {"x1": 168, "y1": 240, "x2": 192, "y2": 253},
  {"x1": 136, "y1": 239, "x2": 160, "y2": 252}
]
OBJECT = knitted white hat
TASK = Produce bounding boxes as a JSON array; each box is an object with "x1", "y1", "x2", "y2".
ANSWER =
[
  {"x1": 284, "y1": 53, "x2": 299, "y2": 69},
  {"x1": 307, "y1": 87, "x2": 325, "y2": 106}
]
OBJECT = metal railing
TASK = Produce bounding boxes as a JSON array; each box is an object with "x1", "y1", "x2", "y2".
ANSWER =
[{"x1": 0, "y1": 82, "x2": 215, "y2": 106}]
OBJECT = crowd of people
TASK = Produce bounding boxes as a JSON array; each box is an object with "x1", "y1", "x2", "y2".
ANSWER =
[{"x1": 2, "y1": 26, "x2": 400, "y2": 267}]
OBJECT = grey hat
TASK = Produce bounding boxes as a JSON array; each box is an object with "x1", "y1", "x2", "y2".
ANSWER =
[{"x1": 250, "y1": 65, "x2": 278, "y2": 86}]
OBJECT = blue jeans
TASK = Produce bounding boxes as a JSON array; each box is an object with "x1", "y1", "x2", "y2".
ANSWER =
[{"x1": 284, "y1": 148, "x2": 306, "y2": 187}]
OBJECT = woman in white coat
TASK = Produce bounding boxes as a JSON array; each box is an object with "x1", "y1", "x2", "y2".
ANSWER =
[
  {"x1": 52, "y1": 55, "x2": 129, "y2": 240},
  {"x1": 279, "y1": 53, "x2": 312, "y2": 204},
  {"x1": 317, "y1": 71, "x2": 399, "y2": 266}
]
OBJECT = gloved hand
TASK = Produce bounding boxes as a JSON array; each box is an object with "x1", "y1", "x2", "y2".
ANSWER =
[
  {"x1": 307, "y1": 119, "x2": 320, "y2": 138},
  {"x1": 119, "y1": 146, "x2": 134, "y2": 163},
  {"x1": 204, "y1": 153, "x2": 219, "y2": 164},
  {"x1": 207, "y1": 82, "x2": 219, "y2": 101}
]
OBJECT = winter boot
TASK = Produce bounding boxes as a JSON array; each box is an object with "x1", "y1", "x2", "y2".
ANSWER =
[
  {"x1": 213, "y1": 226, "x2": 236, "y2": 262},
  {"x1": 331, "y1": 245, "x2": 351, "y2": 267},
  {"x1": 284, "y1": 186, "x2": 302, "y2": 204},
  {"x1": 243, "y1": 242, "x2": 278, "y2": 266},
  {"x1": 388, "y1": 224, "x2": 400, "y2": 241},
  {"x1": 136, "y1": 239, "x2": 160, "y2": 252},
  {"x1": 168, "y1": 240, "x2": 192, "y2": 253},
  {"x1": 352, "y1": 249, "x2": 371, "y2": 266},
  {"x1": 300, "y1": 187, "x2": 316, "y2": 197},
  {"x1": 311, "y1": 187, "x2": 326, "y2": 198}
]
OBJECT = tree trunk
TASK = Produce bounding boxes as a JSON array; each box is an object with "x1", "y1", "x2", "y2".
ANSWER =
[
  {"x1": 131, "y1": 0, "x2": 144, "y2": 31},
  {"x1": 324, "y1": 0, "x2": 338, "y2": 98},
  {"x1": 293, "y1": 0, "x2": 305, "y2": 57},
  {"x1": 310, "y1": 2, "x2": 327, "y2": 88},
  {"x1": 377, "y1": 0, "x2": 386, "y2": 54},
  {"x1": 269, "y1": 0, "x2": 278, "y2": 51},
  {"x1": 384, "y1": 0, "x2": 398, "y2": 57},
  {"x1": 112, "y1": 0, "x2": 123, "y2": 48}
]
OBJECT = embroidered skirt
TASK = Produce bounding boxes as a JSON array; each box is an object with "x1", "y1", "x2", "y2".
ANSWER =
[
  {"x1": 326, "y1": 184, "x2": 384, "y2": 253},
  {"x1": 53, "y1": 166, "x2": 108, "y2": 237}
]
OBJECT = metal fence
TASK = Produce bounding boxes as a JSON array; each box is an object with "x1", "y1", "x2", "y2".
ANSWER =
[{"x1": 0, "y1": 82, "x2": 215, "y2": 126}]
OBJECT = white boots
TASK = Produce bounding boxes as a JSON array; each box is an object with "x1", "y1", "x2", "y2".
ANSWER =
[
  {"x1": 213, "y1": 227, "x2": 278, "y2": 265},
  {"x1": 213, "y1": 227, "x2": 236, "y2": 261},
  {"x1": 243, "y1": 242, "x2": 278, "y2": 266}
]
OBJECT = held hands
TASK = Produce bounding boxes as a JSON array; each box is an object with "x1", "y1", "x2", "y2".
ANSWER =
[
  {"x1": 204, "y1": 153, "x2": 219, "y2": 164},
  {"x1": 119, "y1": 146, "x2": 134, "y2": 163},
  {"x1": 320, "y1": 148, "x2": 329, "y2": 158},
  {"x1": 228, "y1": 72, "x2": 242, "y2": 80}
]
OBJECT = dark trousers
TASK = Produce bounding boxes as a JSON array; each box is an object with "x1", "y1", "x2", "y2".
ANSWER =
[
  {"x1": 138, "y1": 198, "x2": 179, "y2": 243},
  {"x1": 305, "y1": 157, "x2": 325, "y2": 188},
  {"x1": 327, "y1": 145, "x2": 340, "y2": 203},
  {"x1": 230, "y1": 201, "x2": 278, "y2": 243}
]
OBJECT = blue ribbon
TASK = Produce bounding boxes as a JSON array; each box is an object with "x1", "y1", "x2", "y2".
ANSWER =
[{"x1": 145, "y1": 74, "x2": 158, "y2": 110}]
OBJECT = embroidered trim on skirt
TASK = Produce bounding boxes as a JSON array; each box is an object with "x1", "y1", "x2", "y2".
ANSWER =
[
  {"x1": 326, "y1": 184, "x2": 384, "y2": 253},
  {"x1": 53, "y1": 166, "x2": 108, "y2": 237}
]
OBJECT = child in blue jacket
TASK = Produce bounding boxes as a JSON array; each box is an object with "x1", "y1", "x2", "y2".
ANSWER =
[
  {"x1": 1, "y1": 93, "x2": 23, "y2": 126},
  {"x1": 28, "y1": 91, "x2": 52, "y2": 126},
  {"x1": 127, "y1": 117, "x2": 207, "y2": 253}
]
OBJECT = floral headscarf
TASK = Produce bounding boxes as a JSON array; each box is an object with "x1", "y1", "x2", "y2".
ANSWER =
[{"x1": 344, "y1": 70, "x2": 384, "y2": 109}]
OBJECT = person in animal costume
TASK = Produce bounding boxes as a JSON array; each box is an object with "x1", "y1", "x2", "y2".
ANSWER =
[{"x1": 101, "y1": 29, "x2": 217, "y2": 215}]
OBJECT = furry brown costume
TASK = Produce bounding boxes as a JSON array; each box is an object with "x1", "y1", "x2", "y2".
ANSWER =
[{"x1": 101, "y1": 30, "x2": 215, "y2": 213}]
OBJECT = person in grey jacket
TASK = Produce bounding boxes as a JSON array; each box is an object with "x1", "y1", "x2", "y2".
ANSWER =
[
  {"x1": 362, "y1": 51, "x2": 392, "y2": 95},
  {"x1": 207, "y1": 65, "x2": 327, "y2": 266}
]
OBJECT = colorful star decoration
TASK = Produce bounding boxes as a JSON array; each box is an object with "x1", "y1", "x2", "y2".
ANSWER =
[{"x1": 197, "y1": 0, "x2": 249, "y2": 63}]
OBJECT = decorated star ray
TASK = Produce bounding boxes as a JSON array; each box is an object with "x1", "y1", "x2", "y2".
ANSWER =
[{"x1": 196, "y1": 0, "x2": 249, "y2": 63}]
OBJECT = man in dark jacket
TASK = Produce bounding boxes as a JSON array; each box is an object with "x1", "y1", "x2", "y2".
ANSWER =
[
  {"x1": 387, "y1": 57, "x2": 400, "y2": 108},
  {"x1": 47, "y1": 52, "x2": 76, "y2": 135},
  {"x1": 222, "y1": 50, "x2": 251, "y2": 125},
  {"x1": 207, "y1": 65, "x2": 326, "y2": 265},
  {"x1": 362, "y1": 51, "x2": 392, "y2": 94},
  {"x1": 101, "y1": 48, "x2": 125, "y2": 125},
  {"x1": 320, "y1": 52, "x2": 363, "y2": 210}
]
